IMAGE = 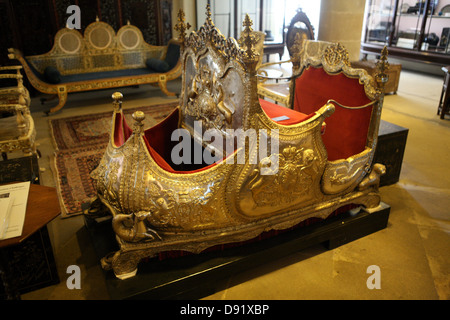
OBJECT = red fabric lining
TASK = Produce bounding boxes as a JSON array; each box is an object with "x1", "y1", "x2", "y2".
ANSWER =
[
  {"x1": 259, "y1": 98, "x2": 313, "y2": 125},
  {"x1": 112, "y1": 108, "x2": 221, "y2": 174},
  {"x1": 144, "y1": 108, "x2": 180, "y2": 164},
  {"x1": 142, "y1": 135, "x2": 220, "y2": 174},
  {"x1": 113, "y1": 112, "x2": 133, "y2": 146},
  {"x1": 293, "y1": 67, "x2": 373, "y2": 161}
]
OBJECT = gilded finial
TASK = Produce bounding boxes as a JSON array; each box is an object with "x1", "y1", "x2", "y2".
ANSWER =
[
  {"x1": 96, "y1": 15, "x2": 99, "y2": 22},
  {"x1": 132, "y1": 111, "x2": 145, "y2": 135},
  {"x1": 241, "y1": 14, "x2": 257, "y2": 62},
  {"x1": 243, "y1": 14, "x2": 253, "y2": 30},
  {"x1": 375, "y1": 46, "x2": 390, "y2": 91},
  {"x1": 112, "y1": 92, "x2": 123, "y2": 111},
  {"x1": 174, "y1": 9, "x2": 191, "y2": 43},
  {"x1": 206, "y1": 3, "x2": 212, "y2": 22}
]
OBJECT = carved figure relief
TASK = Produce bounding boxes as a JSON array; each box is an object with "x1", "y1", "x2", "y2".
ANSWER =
[
  {"x1": 239, "y1": 146, "x2": 320, "y2": 216},
  {"x1": 185, "y1": 63, "x2": 235, "y2": 131},
  {"x1": 143, "y1": 179, "x2": 221, "y2": 231},
  {"x1": 321, "y1": 151, "x2": 371, "y2": 195}
]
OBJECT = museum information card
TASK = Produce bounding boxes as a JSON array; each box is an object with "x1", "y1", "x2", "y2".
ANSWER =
[{"x1": 0, "y1": 181, "x2": 30, "y2": 240}]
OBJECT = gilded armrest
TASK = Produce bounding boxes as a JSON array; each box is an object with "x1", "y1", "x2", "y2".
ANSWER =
[
  {"x1": 8, "y1": 48, "x2": 58, "y2": 95},
  {"x1": 257, "y1": 59, "x2": 292, "y2": 82},
  {"x1": 7, "y1": 48, "x2": 23, "y2": 61},
  {"x1": 320, "y1": 99, "x2": 379, "y2": 195},
  {"x1": 0, "y1": 74, "x2": 22, "y2": 80},
  {"x1": 0, "y1": 65, "x2": 23, "y2": 72},
  {"x1": 258, "y1": 59, "x2": 291, "y2": 70}
]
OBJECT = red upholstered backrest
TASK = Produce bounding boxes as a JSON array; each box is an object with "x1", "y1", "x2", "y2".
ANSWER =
[{"x1": 293, "y1": 66, "x2": 373, "y2": 161}]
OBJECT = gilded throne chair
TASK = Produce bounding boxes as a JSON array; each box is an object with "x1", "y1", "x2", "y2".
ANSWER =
[{"x1": 87, "y1": 11, "x2": 390, "y2": 280}]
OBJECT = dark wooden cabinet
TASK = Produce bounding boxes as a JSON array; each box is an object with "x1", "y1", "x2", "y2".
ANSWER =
[
  {"x1": 361, "y1": 0, "x2": 450, "y2": 65},
  {"x1": 0, "y1": 0, "x2": 172, "y2": 66},
  {"x1": 374, "y1": 120, "x2": 409, "y2": 186},
  {"x1": 0, "y1": 155, "x2": 60, "y2": 299}
]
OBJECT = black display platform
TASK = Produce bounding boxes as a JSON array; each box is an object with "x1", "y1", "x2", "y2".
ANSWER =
[{"x1": 85, "y1": 203, "x2": 390, "y2": 300}]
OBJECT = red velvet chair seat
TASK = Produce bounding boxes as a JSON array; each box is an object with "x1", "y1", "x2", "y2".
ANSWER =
[{"x1": 259, "y1": 98, "x2": 313, "y2": 125}]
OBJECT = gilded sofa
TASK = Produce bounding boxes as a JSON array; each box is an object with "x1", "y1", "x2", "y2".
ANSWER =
[
  {"x1": 88, "y1": 11, "x2": 389, "y2": 279},
  {"x1": 8, "y1": 15, "x2": 187, "y2": 115}
]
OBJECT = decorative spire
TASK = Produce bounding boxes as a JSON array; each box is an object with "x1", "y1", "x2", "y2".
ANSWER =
[
  {"x1": 206, "y1": 2, "x2": 212, "y2": 23},
  {"x1": 132, "y1": 111, "x2": 145, "y2": 136},
  {"x1": 242, "y1": 13, "x2": 253, "y2": 30},
  {"x1": 241, "y1": 14, "x2": 257, "y2": 62},
  {"x1": 375, "y1": 46, "x2": 390, "y2": 91},
  {"x1": 174, "y1": 9, "x2": 191, "y2": 43},
  {"x1": 112, "y1": 92, "x2": 123, "y2": 111}
]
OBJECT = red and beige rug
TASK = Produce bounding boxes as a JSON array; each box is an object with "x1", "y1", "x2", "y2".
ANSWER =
[{"x1": 50, "y1": 103, "x2": 178, "y2": 218}]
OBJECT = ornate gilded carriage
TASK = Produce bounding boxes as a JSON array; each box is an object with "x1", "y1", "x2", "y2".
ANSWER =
[{"x1": 88, "y1": 10, "x2": 389, "y2": 279}]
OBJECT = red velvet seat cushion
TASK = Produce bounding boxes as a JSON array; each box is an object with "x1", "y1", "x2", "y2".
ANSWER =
[
  {"x1": 259, "y1": 98, "x2": 313, "y2": 125},
  {"x1": 293, "y1": 67, "x2": 373, "y2": 161}
]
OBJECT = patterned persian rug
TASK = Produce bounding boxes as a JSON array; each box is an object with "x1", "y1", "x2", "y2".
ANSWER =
[{"x1": 50, "y1": 103, "x2": 178, "y2": 218}]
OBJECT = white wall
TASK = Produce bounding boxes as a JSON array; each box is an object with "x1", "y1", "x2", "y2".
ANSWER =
[{"x1": 318, "y1": 0, "x2": 367, "y2": 61}]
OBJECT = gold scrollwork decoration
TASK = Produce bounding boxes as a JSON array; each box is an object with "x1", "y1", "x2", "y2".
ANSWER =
[{"x1": 323, "y1": 42, "x2": 350, "y2": 69}]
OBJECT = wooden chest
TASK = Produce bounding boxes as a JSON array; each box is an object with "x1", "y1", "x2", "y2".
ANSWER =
[{"x1": 351, "y1": 60, "x2": 402, "y2": 94}]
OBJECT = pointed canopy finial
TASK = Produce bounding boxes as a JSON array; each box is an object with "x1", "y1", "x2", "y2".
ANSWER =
[
  {"x1": 206, "y1": 2, "x2": 212, "y2": 22},
  {"x1": 174, "y1": 9, "x2": 191, "y2": 43},
  {"x1": 375, "y1": 46, "x2": 390, "y2": 91}
]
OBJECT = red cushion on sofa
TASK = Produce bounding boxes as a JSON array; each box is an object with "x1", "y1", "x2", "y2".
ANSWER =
[
  {"x1": 259, "y1": 98, "x2": 313, "y2": 125},
  {"x1": 293, "y1": 67, "x2": 373, "y2": 161}
]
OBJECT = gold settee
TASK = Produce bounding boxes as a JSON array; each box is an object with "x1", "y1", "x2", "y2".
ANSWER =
[
  {"x1": 8, "y1": 17, "x2": 186, "y2": 115},
  {"x1": 87, "y1": 10, "x2": 389, "y2": 279}
]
